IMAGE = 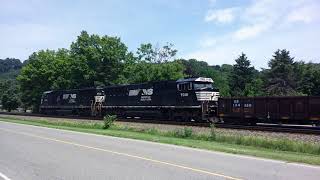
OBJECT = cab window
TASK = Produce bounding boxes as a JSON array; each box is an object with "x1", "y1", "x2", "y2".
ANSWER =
[
  {"x1": 178, "y1": 83, "x2": 190, "y2": 91},
  {"x1": 193, "y1": 83, "x2": 213, "y2": 90}
]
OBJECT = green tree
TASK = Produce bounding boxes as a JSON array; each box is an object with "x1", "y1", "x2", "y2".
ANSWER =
[
  {"x1": 70, "y1": 31, "x2": 130, "y2": 87},
  {"x1": 137, "y1": 43, "x2": 177, "y2": 63},
  {"x1": 18, "y1": 50, "x2": 54, "y2": 111},
  {"x1": 0, "y1": 79, "x2": 21, "y2": 112},
  {"x1": 0, "y1": 58, "x2": 22, "y2": 74},
  {"x1": 0, "y1": 80, "x2": 21, "y2": 108},
  {"x1": 0, "y1": 80, "x2": 10, "y2": 99},
  {"x1": 1, "y1": 92, "x2": 20, "y2": 112},
  {"x1": 265, "y1": 49, "x2": 298, "y2": 96},
  {"x1": 0, "y1": 58, "x2": 23, "y2": 81},
  {"x1": 230, "y1": 53, "x2": 256, "y2": 96},
  {"x1": 244, "y1": 78, "x2": 264, "y2": 96},
  {"x1": 17, "y1": 49, "x2": 72, "y2": 111},
  {"x1": 295, "y1": 62, "x2": 320, "y2": 95},
  {"x1": 126, "y1": 61, "x2": 185, "y2": 83},
  {"x1": 122, "y1": 43, "x2": 183, "y2": 83},
  {"x1": 180, "y1": 59, "x2": 212, "y2": 77}
]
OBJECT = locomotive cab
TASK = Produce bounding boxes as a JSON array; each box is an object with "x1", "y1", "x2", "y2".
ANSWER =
[
  {"x1": 176, "y1": 77, "x2": 220, "y2": 122},
  {"x1": 176, "y1": 77, "x2": 220, "y2": 103}
]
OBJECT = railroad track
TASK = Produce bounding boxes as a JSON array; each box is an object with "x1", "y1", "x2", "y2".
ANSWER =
[
  {"x1": 215, "y1": 124, "x2": 320, "y2": 135},
  {"x1": 1, "y1": 111, "x2": 320, "y2": 135}
]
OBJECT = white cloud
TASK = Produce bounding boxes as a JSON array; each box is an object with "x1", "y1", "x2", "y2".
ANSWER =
[
  {"x1": 205, "y1": 8, "x2": 238, "y2": 23},
  {"x1": 233, "y1": 23, "x2": 271, "y2": 41},
  {"x1": 185, "y1": 25, "x2": 320, "y2": 68},
  {"x1": 239, "y1": 0, "x2": 320, "y2": 37},
  {"x1": 188, "y1": 0, "x2": 320, "y2": 68},
  {"x1": 287, "y1": 4, "x2": 320, "y2": 23},
  {"x1": 205, "y1": 0, "x2": 320, "y2": 41},
  {"x1": 185, "y1": 45, "x2": 241, "y2": 65},
  {"x1": 208, "y1": 0, "x2": 217, "y2": 6},
  {"x1": 200, "y1": 37, "x2": 217, "y2": 48}
]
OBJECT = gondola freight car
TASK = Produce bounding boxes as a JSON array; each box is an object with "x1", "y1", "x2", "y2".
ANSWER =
[{"x1": 218, "y1": 96, "x2": 320, "y2": 126}]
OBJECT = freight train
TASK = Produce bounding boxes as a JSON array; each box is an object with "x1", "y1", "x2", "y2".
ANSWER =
[
  {"x1": 40, "y1": 77, "x2": 220, "y2": 122},
  {"x1": 39, "y1": 77, "x2": 320, "y2": 126}
]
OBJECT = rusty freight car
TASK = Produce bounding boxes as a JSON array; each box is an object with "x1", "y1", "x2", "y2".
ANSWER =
[{"x1": 218, "y1": 96, "x2": 320, "y2": 126}]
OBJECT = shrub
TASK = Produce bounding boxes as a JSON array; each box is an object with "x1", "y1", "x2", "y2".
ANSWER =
[
  {"x1": 172, "y1": 128, "x2": 184, "y2": 137},
  {"x1": 183, "y1": 127, "x2": 193, "y2": 138},
  {"x1": 171, "y1": 127, "x2": 193, "y2": 138},
  {"x1": 146, "y1": 127, "x2": 159, "y2": 135},
  {"x1": 103, "y1": 114, "x2": 117, "y2": 129}
]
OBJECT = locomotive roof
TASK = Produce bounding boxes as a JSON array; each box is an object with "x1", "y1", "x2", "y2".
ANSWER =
[
  {"x1": 42, "y1": 87, "x2": 103, "y2": 94},
  {"x1": 176, "y1": 77, "x2": 214, "y2": 83},
  {"x1": 42, "y1": 77, "x2": 214, "y2": 93}
]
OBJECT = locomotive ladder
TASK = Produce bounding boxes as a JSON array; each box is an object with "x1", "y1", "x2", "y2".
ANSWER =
[
  {"x1": 91, "y1": 101, "x2": 102, "y2": 116},
  {"x1": 201, "y1": 101, "x2": 209, "y2": 121},
  {"x1": 91, "y1": 96, "x2": 105, "y2": 116}
]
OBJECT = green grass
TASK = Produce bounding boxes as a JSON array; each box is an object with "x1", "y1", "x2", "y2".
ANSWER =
[{"x1": 1, "y1": 116, "x2": 320, "y2": 165}]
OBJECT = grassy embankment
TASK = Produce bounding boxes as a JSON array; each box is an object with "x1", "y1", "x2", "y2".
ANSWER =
[{"x1": 0, "y1": 115, "x2": 319, "y2": 165}]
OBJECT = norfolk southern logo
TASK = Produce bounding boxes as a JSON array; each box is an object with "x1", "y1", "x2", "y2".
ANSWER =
[
  {"x1": 129, "y1": 88, "x2": 153, "y2": 101},
  {"x1": 62, "y1": 93, "x2": 77, "y2": 103}
]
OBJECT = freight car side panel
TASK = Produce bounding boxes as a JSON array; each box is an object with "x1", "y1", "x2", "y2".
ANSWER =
[
  {"x1": 278, "y1": 98, "x2": 292, "y2": 120},
  {"x1": 267, "y1": 98, "x2": 279, "y2": 122},
  {"x1": 218, "y1": 98, "x2": 228, "y2": 117},
  {"x1": 218, "y1": 96, "x2": 320, "y2": 125},
  {"x1": 218, "y1": 98, "x2": 243, "y2": 123},
  {"x1": 309, "y1": 96, "x2": 320, "y2": 121},
  {"x1": 292, "y1": 97, "x2": 307, "y2": 122},
  {"x1": 242, "y1": 98, "x2": 254, "y2": 119},
  {"x1": 254, "y1": 97, "x2": 267, "y2": 121},
  {"x1": 232, "y1": 99, "x2": 244, "y2": 122}
]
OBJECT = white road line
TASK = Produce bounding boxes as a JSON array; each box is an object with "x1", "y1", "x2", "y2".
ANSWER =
[{"x1": 0, "y1": 172, "x2": 11, "y2": 180}]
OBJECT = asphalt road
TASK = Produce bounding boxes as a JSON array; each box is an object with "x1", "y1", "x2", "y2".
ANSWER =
[{"x1": 0, "y1": 121, "x2": 319, "y2": 180}]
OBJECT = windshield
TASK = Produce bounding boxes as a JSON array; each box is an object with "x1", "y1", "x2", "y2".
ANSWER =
[{"x1": 193, "y1": 83, "x2": 213, "y2": 90}]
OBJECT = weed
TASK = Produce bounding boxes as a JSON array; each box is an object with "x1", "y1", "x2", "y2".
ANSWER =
[
  {"x1": 146, "y1": 127, "x2": 159, "y2": 135},
  {"x1": 170, "y1": 127, "x2": 193, "y2": 138},
  {"x1": 103, "y1": 114, "x2": 117, "y2": 129},
  {"x1": 183, "y1": 127, "x2": 193, "y2": 138},
  {"x1": 209, "y1": 123, "x2": 216, "y2": 140}
]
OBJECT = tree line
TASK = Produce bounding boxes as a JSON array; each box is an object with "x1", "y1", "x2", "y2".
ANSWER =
[{"x1": 0, "y1": 31, "x2": 319, "y2": 112}]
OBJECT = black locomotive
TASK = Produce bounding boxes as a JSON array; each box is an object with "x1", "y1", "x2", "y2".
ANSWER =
[
  {"x1": 40, "y1": 77, "x2": 220, "y2": 122},
  {"x1": 40, "y1": 77, "x2": 320, "y2": 126}
]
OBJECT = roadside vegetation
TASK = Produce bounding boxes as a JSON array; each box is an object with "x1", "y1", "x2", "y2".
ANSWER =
[{"x1": 1, "y1": 116, "x2": 319, "y2": 165}]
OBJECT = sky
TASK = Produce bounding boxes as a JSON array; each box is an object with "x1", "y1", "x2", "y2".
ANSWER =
[{"x1": 1, "y1": 0, "x2": 320, "y2": 68}]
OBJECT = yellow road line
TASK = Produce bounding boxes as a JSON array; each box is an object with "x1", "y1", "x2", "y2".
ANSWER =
[{"x1": 0, "y1": 127, "x2": 242, "y2": 180}]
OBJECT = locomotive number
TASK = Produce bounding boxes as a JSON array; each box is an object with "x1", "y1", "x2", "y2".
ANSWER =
[{"x1": 180, "y1": 93, "x2": 189, "y2": 97}]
